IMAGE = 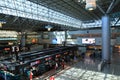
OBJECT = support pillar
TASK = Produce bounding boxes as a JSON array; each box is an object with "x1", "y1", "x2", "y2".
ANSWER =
[
  {"x1": 20, "y1": 32, "x2": 27, "y2": 51},
  {"x1": 102, "y1": 15, "x2": 111, "y2": 63},
  {"x1": 64, "y1": 30, "x2": 67, "y2": 46}
]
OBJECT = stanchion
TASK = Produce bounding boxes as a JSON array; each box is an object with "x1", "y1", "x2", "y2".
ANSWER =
[
  {"x1": 30, "y1": 71, "x2": 33, "y2": 80},
  {"x1": 50, "y1": 76, "x2": 55, "y2": 80},
  {"x1": 4, "y1": 71, "x2": 7, "y2": 80}
]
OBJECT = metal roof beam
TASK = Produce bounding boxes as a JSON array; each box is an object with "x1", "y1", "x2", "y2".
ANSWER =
[
  {"x1": 106, "y1": 0, "x2": 120, "y2": 14},
  {"x1": 97, "y1": 4, "x2": 106, "y2": 15},
  {"x1": 63, "y1": 0, "x2": 94, "y2": 20},
  {"x1": 114, "y1": 17, "x2": 120, "y2": 26},
  {"x1": 11, "y1": 17, "x2": 19, "y2": 24}
]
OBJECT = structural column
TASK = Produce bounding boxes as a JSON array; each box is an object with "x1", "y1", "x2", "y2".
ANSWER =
[
  {"x1": 64, "y1": 30, "x2": 67, "y2": 46},
  {"x1": 102, "y1": 15, "x2": 111, "y2": 63},
  {"x1": 20, "y1": 32, "x2": 27, "y2": 49}
]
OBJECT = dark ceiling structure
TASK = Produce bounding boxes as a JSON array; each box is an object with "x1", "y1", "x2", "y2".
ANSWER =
[
  {"x1": 0, "y1": 0, "x2": 120, "y2": 32},
  {"x1": 0, "y1": 14, "x2": 78, "y2": 32},
  {"x1": 29, "y1": 0, "x2": 120, "y2": 20}
]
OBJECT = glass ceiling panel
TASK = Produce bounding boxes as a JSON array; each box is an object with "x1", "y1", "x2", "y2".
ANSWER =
[
  {"x1": 0, "y1": 0, "x2": 83, "y2": 28},
  {"x1": 0, "y1": 0, "x2": 120, "y2": 28}
]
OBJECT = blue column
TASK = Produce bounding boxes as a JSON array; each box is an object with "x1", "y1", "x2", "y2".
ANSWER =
[{"x1": 102, "y1": 15, "x2": 111, "y2": 63}]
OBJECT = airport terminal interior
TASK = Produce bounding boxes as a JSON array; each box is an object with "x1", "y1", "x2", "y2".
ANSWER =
[{"x1": 0, "y1": 0, "x2": 120, "y2": 80}]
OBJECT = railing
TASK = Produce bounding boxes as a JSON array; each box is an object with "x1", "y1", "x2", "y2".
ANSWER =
[{"x1": 98, "y1": 60, "x2": 105, "y2": 71}]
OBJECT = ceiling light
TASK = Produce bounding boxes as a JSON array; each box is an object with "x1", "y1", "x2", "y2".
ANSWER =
[
  {"x1": 78, "y1": 0, "x2": 81, "y2": 2},
  {"x1": 45, "y1": 25, "x2": 53, "y2": 31},
  {"x1": 0, "y1": 23, "x2": 2, "y2": 28},
  {"x1": 47, "y1": 28, "x2": 51, "y2": 31},
  {"x1": 85, "y1": 0, "x2": 96, "y2": 10},
  {"x1": 0, "y1": 20, "x2": 6, "y2": 28}
]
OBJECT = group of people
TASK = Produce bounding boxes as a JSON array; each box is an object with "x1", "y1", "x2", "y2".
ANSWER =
[
  {"x1": 54, "y1": 52, "x2": 76, "y2": 70},
  {"x1": 22, "y1": 51, "x2": 77, "y2": 80},
  {"x1": 55, "y1": 58, "x2": 65, "y2": 70}
]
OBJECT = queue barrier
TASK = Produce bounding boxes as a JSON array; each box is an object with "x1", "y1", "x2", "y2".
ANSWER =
[{"x1": 0, "y1": 70, "x2": 21, "y2": 80}]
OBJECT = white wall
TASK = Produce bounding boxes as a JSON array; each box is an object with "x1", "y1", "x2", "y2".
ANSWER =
[
  {"x1": 68, "y1": 29, "x2": 119, "y2": 45},
  {"x1": 50, "y1": 31, "x2": 65, "y2": 44},
  {"x1": 47, "y1": 29, "x2": 102, "y2": 45},
  {"x1": 38, "y1": 29, "x2": 119, "y2": 45},
  {"x1": 69, "y1": 29, "x2": 102, "y2": 35},
  {"x1": 77, "y1": 37, "x2": 102, "y2": 45}
]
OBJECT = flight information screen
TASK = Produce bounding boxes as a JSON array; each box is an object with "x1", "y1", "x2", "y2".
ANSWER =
[{"x1": 82, "y1": 38, "x2": 95, "y2": 44}]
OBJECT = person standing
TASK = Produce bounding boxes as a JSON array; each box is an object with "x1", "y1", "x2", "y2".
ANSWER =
[
  {"x1": 55, "y1": 62, "x2": 58, "y2": 70},
  {"x1": 15, "y1": 46, "x2": 19, "y2": 60},
  {"x1": 29, "y1": 70, "x2": 33, "y2": 80},
  {"x1": 61, "y1": 59, "x2": 65, "y2": 69}
]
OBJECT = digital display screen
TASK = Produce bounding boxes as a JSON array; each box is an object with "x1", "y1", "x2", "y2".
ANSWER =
[
  {"x1": 52, "y1": 38, "x2": 57, "y2": 44},
  {"x1": 82, "y1": 38, "x2": 95, "y2": 44}
]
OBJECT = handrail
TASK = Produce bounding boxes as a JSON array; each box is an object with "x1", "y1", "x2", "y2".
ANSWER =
[{"x1": 98, "y1": 60, "x2": 105, "y2": 71}]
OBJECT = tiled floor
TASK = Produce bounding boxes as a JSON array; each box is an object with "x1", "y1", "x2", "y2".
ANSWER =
[
  {"x1": 1, "y1": 51, "x2": 120, "y2": 80},
  {"x1": 33, "y1": 54, "x2": 120, "y2": 80},
  {"x1": 55, "y1": 67, "x2": 120, "y2": 80},
  {"x1": 54, "y1": 53, "x2": 120, "y2": 80}
]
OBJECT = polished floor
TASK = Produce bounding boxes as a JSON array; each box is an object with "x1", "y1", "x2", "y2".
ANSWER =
[
  {"x1": 55, "y1": 63, "x2": 120, "y2": 80},
  {"x1": 55, "y1": 53, "x2": 120, "y2": 80},
  {"x1": 1, "y1": 50, "x2": 120, "y2": 80},
  {"x1": 34, "y1": 56, "x2": 120, "y2": 80}
]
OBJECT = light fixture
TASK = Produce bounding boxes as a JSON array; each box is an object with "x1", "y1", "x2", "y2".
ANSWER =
[
  {"x1": 85, "y1": 0, "x2": 96, "y2": 10},
  {"x1": 0, "y1": 20, "x2": 6, "y2": 28},
  {"x1": 77, "y1": 0, "x2": 85, "y2": 3},
  {"x1": 78, "y1": 0, "x2": 81, "y2": 2},
  {"x1": 45, "y1": 25, "x2": 53, "y2": 31},
  {"x1": 0, "y1": 23, "x2": 2, "y2": 28}
]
